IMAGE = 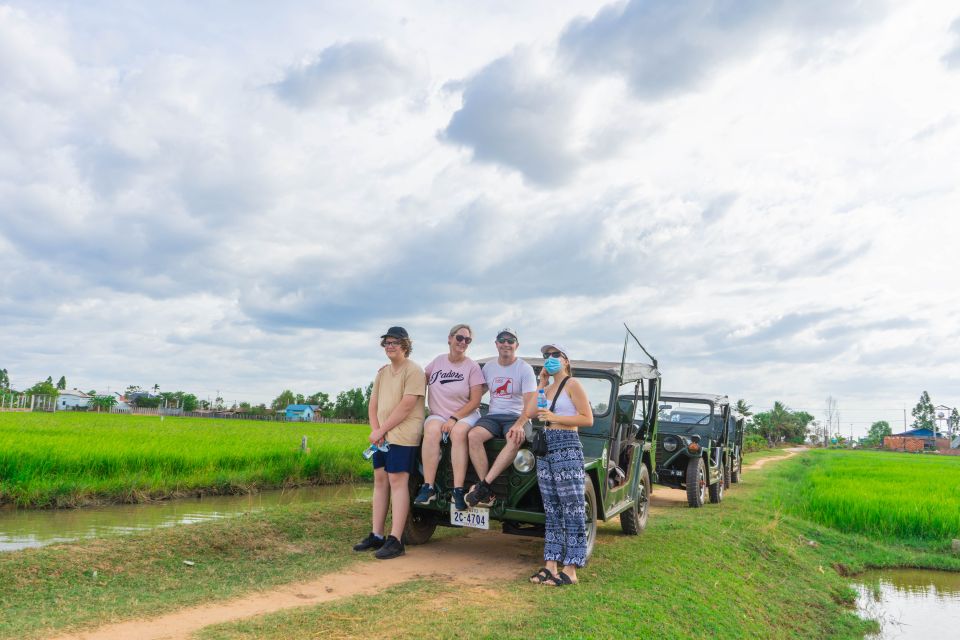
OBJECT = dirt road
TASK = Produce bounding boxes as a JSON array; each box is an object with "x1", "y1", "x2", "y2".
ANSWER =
[{"x1": 49, "y1": 448, "x2": 804, "y2": 640}]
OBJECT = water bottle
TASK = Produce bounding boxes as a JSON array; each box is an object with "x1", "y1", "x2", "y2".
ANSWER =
[
  {"x1": 537, "y1": 389, "x2": 548, "y2": 412},
  {"x1": 362, "y1": 442, "x2": 390, "y2": 459}
]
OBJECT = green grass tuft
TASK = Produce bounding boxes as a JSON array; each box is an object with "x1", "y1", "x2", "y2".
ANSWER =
[{"x1": 0, "y1": 412, "x2": 371, "y2": 507}]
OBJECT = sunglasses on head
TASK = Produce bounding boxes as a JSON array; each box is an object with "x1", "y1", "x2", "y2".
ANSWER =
[
  {"x1": 453, "y1": 335, "x2": 472, "y2": 344},
  {"x1": 381, "y1": 339, "x2": 401, "y2": 347},
  {"x1": 496, "y1": 337, "x2": 517, "y2": 344},
  {"x1": 542, "y1": 350, "x2": 563, "y2": 359}
]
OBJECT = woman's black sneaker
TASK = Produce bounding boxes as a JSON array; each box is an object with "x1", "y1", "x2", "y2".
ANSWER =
[
  {"x1": 374, "y1": 535, "x2": 405, "y2": 560},
  {"x1": 353, "y1": 532, "x2": 385, "y2": 551}
]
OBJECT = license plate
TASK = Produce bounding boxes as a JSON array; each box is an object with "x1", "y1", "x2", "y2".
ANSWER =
[{"x1": 450, "y1": 504, "x2": 490, "y2": 530}]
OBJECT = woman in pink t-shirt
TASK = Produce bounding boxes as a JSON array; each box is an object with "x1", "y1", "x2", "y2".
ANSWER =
[{"x1": 413, "y1": 323, "x2": 485, "y2": 510}]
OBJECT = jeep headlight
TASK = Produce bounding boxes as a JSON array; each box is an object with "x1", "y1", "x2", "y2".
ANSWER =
[
  {"x1": 663, "y1": 435, "x2": 679, "y2": 452},
  {"x1": 514, "y1": 449, "x2": 536, "y2": 473}
]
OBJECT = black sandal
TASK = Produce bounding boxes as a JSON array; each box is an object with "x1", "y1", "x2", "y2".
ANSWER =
[
  {"x1": 529, "y1": 567, "x2": 556, "y2": 584},
  {"x1": 543, "y1": 571, "x2": 575, "y2": 587}
]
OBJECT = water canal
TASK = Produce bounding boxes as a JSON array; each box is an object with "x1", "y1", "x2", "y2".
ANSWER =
[
  {"x1": 0, "y1": 484, "x2": 370, "y2": 552},
  {"x1": 853, "y1": 568, "x2": 960, "y2": 639}
]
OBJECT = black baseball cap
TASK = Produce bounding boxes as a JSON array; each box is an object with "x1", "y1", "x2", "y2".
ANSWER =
[{"x1": 381, "y1": 326, "x2": 409, "y2": 340}]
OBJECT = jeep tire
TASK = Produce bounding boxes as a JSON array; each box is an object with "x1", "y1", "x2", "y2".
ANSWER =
[
  {"x1": 620, "y1": 464, "x2": 650, "y2": 535},
  {"x1": 402, "y1": 508, "x2": 438, "y2": 545},
  {"x1": 709, "y1": 467, "x2": 724, "y2": 504},
  {"x1": 731, "y1": 455, "x2": 742, "y2": 483},
  {"x1": 584, "y1": 475, "x2": 598, "y2": 560},
  {"x1": 686, "y1": 457, "x2": 706, "y2": 508},
  {"x1": 723, "y1": 460, "x2": 731, "y2": 489}
]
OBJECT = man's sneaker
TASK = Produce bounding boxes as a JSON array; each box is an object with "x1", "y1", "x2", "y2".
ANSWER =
[
  {"x1": 465, "y1": 480, "x2": 495, "y2": 508},
  {"x1": 374, "y1": 535, "x2": 405, "y2": 560},
  {"x1": 452, "y1": 487, "x2": 467, "y2": 511},
  {"x1": 413, "y1": 483, "x2": 436, "y2": 505},
  {"x1": 352, "y1": 532, "x2": 385, "y2": 551}
]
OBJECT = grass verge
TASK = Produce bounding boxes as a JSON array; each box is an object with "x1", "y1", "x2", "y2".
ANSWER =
[{"x1": 0, "y1": 412, "x2": 371, "y2": 507}]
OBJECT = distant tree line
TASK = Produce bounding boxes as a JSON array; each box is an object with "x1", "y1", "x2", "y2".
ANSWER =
[
  {"x1": 737, "y1": 399, "x2": 814, "y2": 445},
  {"x1": 267, "y1": 383, "x2": 373, "y2": 420},
  {"x1": 0, "y1": 364, "x2": 380, "y2": 424}
]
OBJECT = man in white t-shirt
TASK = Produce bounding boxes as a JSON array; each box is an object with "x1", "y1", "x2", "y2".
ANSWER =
[{"x1": 465, "y1": 327, "x2": 537, "y2": 508}]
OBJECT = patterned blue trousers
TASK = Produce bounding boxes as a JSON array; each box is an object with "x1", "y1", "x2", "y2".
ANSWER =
[{"x1": 536, "y1": 429, "x2": 587, "y2": 567}]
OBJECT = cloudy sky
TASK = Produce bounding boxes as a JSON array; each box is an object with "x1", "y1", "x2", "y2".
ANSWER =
[{"x1": 2, "y1": 1, "x2": 958, "y2": 435}]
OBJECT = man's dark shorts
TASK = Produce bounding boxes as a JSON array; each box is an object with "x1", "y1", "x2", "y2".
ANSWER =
[
  {"x1": 474, "y1": 413, "x2": 525, "y2": 438},
  {"x1": 372, "y1": 443, "x2": 418, "y2": 473}
]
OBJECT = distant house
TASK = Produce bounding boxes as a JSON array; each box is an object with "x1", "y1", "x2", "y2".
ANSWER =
[
  {"x1": 113, "y1": 393, "x2": 132, "y2": 412},
  {"x1": 891, "y1": 428, "x2": 944, "y2": 439},
  {"x1": 57, "y1": 389, "x2": 92, "y2": 411},
  {"x1": 285, "y1": 404, "x2": 317, "y2": 422}
]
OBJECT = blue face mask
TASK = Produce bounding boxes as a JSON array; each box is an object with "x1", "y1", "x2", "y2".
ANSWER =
[{"x1": 543, "y1": 357, "x2": 563, "y2": 375}]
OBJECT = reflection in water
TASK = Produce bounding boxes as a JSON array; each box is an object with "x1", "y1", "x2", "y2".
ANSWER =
[
  {"x1": 854, "y1": 568, "x2": 960, "y2": 639},
  {"x1": 0, "y1": 484, "x2": 370, "y2": 552}
]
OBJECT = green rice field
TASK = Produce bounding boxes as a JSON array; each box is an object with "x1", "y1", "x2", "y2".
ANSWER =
[
  {"x1": 769, "y1": 449, "x2": 960, "y2": 545},
  {"x1": 0, "y1": 412, "x2": 371, "y2": 508}
]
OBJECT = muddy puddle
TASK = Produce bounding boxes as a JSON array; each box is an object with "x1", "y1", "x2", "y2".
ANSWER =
[
  {"x1": 853, "y1": 568, "x2": 960, "y2": 638},
  {"x1": 0, "y1": 484, "x2": 369, "y2": 552}
]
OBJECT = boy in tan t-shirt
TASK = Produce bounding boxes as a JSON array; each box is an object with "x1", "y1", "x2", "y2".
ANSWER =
[{"x1": 352, "y1": 326, "x2": 425, "y2": 560}]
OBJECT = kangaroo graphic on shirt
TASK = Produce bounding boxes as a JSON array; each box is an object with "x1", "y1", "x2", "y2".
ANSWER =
[{"x1": 492, "y1": 378, "x2": 512, "y2": 397}]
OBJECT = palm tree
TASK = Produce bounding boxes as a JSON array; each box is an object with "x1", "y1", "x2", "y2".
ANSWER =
[{"x1": 735, "y1": 399, "x2": 752, "y2": 417}]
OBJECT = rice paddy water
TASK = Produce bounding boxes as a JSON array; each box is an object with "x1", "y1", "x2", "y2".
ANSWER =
[{"x1": 0, "y1": 483, "x2": 370, "y2": 552}]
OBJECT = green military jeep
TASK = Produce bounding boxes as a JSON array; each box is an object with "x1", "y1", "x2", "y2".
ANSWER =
[
  {"x1": 652, "y1": 393, "x2": 736, "y2": 508},
  {"x1": 403, "y1": 357, "x2": 661, "y2": 561}
]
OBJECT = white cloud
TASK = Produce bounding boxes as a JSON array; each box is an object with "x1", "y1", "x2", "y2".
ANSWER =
[
  {"x1": 0, "y1": 1, "x2": 958, "y2": 433},
  {"x1": 273, "y1": 40, "x2": 427, "y2": 110}
]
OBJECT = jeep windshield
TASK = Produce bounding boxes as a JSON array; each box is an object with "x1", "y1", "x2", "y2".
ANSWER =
[
  {"x1": 658, "y1": 400, "x2": 713, "y2": 433},
  {"x1": 578, "y1": 376, "x2": 613, "y2": 417}
]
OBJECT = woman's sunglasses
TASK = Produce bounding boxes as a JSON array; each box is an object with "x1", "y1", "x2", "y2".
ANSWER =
[
  {"x1": 542, "y1": 350, "x2": 563, "y2": 358},
  {"x1": 452, "y1": 335, "x2": 472, "y2": 344}
]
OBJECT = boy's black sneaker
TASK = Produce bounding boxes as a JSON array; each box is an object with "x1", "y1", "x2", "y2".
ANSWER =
[
  {"x1": 374, "y1": 535, "x2": 405, "y2": 560},
  {"x1": 465, "y1": 480, "x2": 495, "y2": 508},
  {"x1": 352, "y1": 532, "x2": 385, "y2": 551}
]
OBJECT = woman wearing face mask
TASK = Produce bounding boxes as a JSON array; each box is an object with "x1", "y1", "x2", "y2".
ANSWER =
[{"x1": 529, "y1": 343, "x2": 594, "y2": 587}]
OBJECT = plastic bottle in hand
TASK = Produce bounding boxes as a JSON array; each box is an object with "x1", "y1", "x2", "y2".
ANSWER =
[
  {"x1": 537, "y1": 389, "x2": 548, "y2": 412},
  {"x1": 361, "y1": 442, "x2": 390, "y2": 460}
]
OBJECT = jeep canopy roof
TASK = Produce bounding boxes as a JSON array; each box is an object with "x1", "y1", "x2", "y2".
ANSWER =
[
  {"x1": 477, "y1": 357, "x2": 660, "y2": 383},
  {"x1": 659, "y1": 392, "x2": 728, "y2": 406}
]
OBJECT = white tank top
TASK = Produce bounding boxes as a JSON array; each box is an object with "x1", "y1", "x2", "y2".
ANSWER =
[{"x1": 550, "y1": 388, "x2": 577, "y2": 417}]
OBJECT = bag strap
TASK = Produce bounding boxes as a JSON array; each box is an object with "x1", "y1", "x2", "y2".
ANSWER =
[{"x1": 549, "y1": 376, "x2": 571, "y2": 412}]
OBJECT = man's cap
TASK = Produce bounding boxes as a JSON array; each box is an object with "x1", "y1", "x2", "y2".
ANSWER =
[
  {"x1": 381, "y1": 326, "x2": 410, "y2": 340},
  {"x1": 496, "y1": 327, "x2": 519, "y2": 341},
  {"x1": 540, "y1": 343, "x2": 569, "y2": 358}
]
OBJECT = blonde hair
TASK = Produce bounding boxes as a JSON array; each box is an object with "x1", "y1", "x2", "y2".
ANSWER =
[{"x1": 448, "y1": 323, "x2": 473, "y2": 337}]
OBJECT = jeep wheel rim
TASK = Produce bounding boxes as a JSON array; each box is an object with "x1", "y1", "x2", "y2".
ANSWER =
[{"x1": 698, "y1": 466, "x2": 705, "y2": 502}]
